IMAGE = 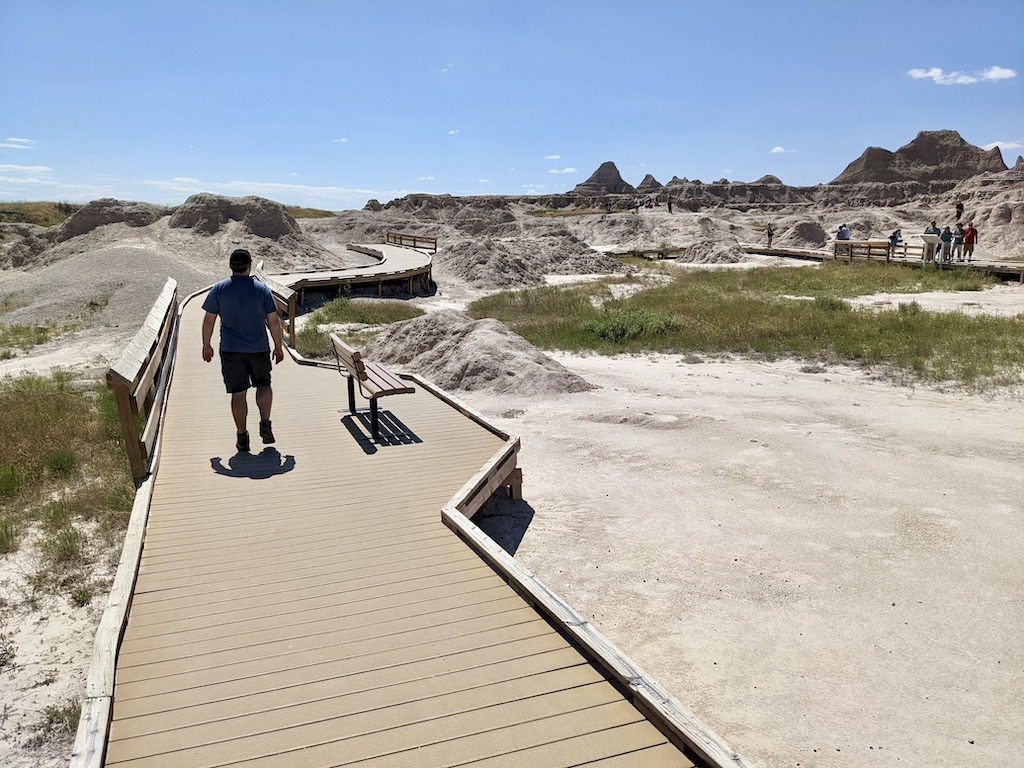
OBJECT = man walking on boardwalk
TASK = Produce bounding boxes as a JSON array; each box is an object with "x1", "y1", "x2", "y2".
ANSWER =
[{"x1": 201, "y1": 248, "x2": 284, "y2": 453}]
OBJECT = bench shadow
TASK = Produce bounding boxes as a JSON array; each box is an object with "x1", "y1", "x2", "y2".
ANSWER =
[
  {"x1": 210, "y1": 447, "x2": 296, "y2": 479},
  {"x1": 470, "y1": 495, "x2": 536, "y2": 556},
  {"x1": 340, "y1": 410, "x2": 422, "y2": 454}
]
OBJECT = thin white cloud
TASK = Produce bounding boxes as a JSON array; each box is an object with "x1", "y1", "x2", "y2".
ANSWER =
[
  {"x1": 982, "y1": 66, "x2": 1017, "y2": 81},
  {"x1": 332, "y1": 138, "x2": 349, "y2": 143},
  {"x1": 0, "y1": 163, "x2": 52, "y2": 175},
  {"x1": 478, "y1": 179, "x2": 490, "y2": 184},
  {"x1": 0, "y1": 164, "x2": 113, "y2": 200},
  {"x1": 522, "y1": 183, "x2": 545, "y2": 189},
  {"x1": 770, "y1": 146, "x2": 795, "y2": 154},
  {"x1": 139, "y1": 177, "x2": 377, "y2": 200},
  {"x1": 0, "y1": 138, "x2": 35, "y2": 150},
  {"x1": 417, "y1": 176, "x2": 435, "y2": 181},
  {"x1": 441, "y1": 64, "x2": 454, "y2": 73},
  {"x1": 448, "y1": 129, "x2": 459, "y2": 135},
  {"x1": 908, "y1": 65, "x2": 1017, "y2": 85},
  {"x1": 547, "y1": 167, "x2": 577, "y2": 175},
  {"x1": 983, "y1": 138, "x2": 1024, "y2": 151},
  {"x1": 544, "y1": 154, "x2": 560, "y2": 160}
]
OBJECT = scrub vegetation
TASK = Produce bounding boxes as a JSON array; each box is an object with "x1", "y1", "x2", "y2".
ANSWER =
[
  {"x1": 468, "y1": 260, "x2": 1023, "y2": 390},
  {"x1": 294, "y1": 297, "x2": 425, "y2": 359},
  {"x1": 0, "y1": 373, "x2": 134, "y2": 603}
]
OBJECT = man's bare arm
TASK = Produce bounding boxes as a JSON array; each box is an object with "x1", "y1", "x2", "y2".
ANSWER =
[
  {"x1": 266, "y1": 311, "x2": 284, "y2": 364},
  {"x1": 202, "y1": 312, "x2": 217, "y2": 362}
]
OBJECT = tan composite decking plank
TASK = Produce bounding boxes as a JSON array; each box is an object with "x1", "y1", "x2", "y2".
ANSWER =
[
  {"x1": 109, "y1": 666, "x2": 609, "y2": 766},
  {"x1": 102, "y1": 295, "x2": 692, "y2": 767}
]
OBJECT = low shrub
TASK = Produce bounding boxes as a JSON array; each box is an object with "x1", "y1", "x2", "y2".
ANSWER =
[{"x1": 585, "y1": 309, "x2": 677, "y2": 342}]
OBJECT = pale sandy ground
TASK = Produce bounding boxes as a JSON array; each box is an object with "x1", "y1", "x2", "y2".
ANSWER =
[
  {"x1": 3, "y1": 276, "x2": 1024, "y2": 768},
  {"x1": 470, "y1": 348, "x2": 1024, "y2": 768}
]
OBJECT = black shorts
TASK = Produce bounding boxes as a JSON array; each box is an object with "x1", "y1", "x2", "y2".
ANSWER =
[{"x1": 220, "y1": 351, "x2": 272, "y2": 393}]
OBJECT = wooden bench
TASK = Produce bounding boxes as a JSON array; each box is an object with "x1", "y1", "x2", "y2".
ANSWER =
[{"x1": 330, "y1": 333, "x2": 415, "y2": 439}]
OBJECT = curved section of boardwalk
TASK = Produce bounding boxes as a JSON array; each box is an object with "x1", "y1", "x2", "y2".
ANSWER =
[
  {"x1": 273, "y1": 243, "x2": 433, "y2": 300},
  {"x1": 100, "y1": 295, "x2": 696, "y2": 767}
]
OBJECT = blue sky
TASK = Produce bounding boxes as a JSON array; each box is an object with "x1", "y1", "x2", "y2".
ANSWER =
[{"x1": 1, "y1": 0, "x2": 1021, "y2": 210}]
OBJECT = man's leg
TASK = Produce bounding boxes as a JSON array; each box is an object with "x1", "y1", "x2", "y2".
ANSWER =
[
  {"x1": 231, "y1": 391, "x2": 248, "y2": 432},
  {"x1": 255, "y1": 385, "x2": 273, "y2": 422},
  {"x1": 256, "y1": 386, "x2": 275, "y2": 444}
]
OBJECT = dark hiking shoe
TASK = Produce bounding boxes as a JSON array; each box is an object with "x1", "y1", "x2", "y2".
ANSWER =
[
  {"x1": 259, "y1": 420, "x2": 275, "y2": 444},
  {"x1": 236, "y1": 431, "x2": 251, "y2": 453}
]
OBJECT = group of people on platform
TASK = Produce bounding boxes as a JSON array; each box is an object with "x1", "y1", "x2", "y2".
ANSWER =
[
  {"x1": 922, "y1": 219, "x2": 978, "y2": 265},
  {"x1": 766, "y1": 204, "x2": 981, "y2": 265},
  {"x1": 822, "y1": 204, "x2": 980, "y2": 265}
]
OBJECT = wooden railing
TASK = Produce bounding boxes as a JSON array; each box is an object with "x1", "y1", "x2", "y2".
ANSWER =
[
  {"x1": 832, "y1": 239, "x2": 893, "y2": 261},
  {"x1": 105, "y1": 278, "x2": 178, "y2": 487},
  {"x1": 386, "y1": 230, "x2": 438, "y2": 253},
  {"x1": 832, "y1": 239, "x2": 929, "y2": 263},
  {"x1": 253, "y1": 262, "x2": 297, "y2": 347}
]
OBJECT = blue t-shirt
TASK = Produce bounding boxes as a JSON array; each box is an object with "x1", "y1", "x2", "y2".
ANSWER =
[{"x1": 202, "y1": 276, "x2": 276, "y2": 353}]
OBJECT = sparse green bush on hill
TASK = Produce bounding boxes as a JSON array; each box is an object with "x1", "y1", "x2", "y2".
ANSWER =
[
  {"x1": 0, "y1": 201, "x2": 83, "y2": 226},
  {"x1": 285, "y1": 206, "x2": 336, "y2": 219}
]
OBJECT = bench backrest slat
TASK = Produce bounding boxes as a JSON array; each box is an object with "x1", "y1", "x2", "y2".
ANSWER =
[{"x1": 330, "y1": 333, "x2": 367, "y2": 380}]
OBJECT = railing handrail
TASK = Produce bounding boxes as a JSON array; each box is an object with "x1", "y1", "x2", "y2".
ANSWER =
[
  {"x1": 386, "y1": 230, "x2": 438, "y2": 253},
  {"x1": 105, "y1": 277, "x2": 178, "y2": 487},
  {"x1": 253, "y1": 261, "x2": 297, "y2": 347}
]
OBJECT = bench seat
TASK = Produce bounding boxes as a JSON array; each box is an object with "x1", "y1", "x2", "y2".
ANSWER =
[{"x1": 330, "y1": 333, "x2": 414, "y2": 439}]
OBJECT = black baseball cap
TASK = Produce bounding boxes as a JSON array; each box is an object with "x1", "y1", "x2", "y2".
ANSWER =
[{"x1": 229, "y1": 249, "x2": 252, "y2": 269}]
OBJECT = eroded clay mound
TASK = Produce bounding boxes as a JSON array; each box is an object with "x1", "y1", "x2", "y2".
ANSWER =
[
  {"x1": 5, "y1": 199, "x2": 172, "y2": 267},
  {"x1": 168, "y1": 193, "x2": 300, "y2": 238},
  {"x1": 679, "y1": 238, "x2": 745, "y2": 263},
  {"x1": 434, "y1": 231, "x2": 629, "y2": 290},
  {"x1": 363, "y1": 309, "x2": 594, "y2": 396}
]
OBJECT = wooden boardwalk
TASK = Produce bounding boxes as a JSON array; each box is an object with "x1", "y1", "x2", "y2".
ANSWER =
[
  {"x1": 92, "y1": 294, "x2": 708, "y2": 767},
  {"x1": 273, "y1": 243, "x2": 433, "y2": 302}
]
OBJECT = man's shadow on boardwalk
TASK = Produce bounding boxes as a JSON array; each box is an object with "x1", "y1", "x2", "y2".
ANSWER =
[{"x1": 210, "y1": 447, "x2": 296, "y2": 479}]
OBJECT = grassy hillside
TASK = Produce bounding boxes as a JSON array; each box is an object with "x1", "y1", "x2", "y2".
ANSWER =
[{"x1": 0, "y1": 202, "x2": 83, "y2": 227}]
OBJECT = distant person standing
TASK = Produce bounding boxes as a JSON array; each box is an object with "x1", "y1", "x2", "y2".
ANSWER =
[
  {"x1": 939, "y1": 226, "x2": 953, "y2": 264},
  {"x1": 955, "y1": 201, "x2": 964, "y2": 221},
  {"x1": 963, "y1": 221, "x2": 978, "y2": 262},
  {"x1": 923, "y1": 221, "x2": 941, "y2": 263},
  {"x1": 888, "y1": 229, "x2": 902, "y2": 257},
  {"x1": 951, "y1": 223, "x2": 965, "y2": 262},
  {"x1": 667, "y1": 197, "x2": 673, "y2": 213},
  {"x1": 202, "y1": 248, "x2": 285, "y2": 453},
  {"x1": 766, "y1": 223, "x2": 775, "y2": 248}
]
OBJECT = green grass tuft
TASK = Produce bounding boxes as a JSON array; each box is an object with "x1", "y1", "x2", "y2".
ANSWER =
[
  {"x1": 585, "y1": 308, "x2": 677, "y2": 342},
  {"x1": 46, "y1": 450, "x2": 77, "y2": 477},
  {"x1": 0, "y1": 516, "x2": 20, "y2": 553}
]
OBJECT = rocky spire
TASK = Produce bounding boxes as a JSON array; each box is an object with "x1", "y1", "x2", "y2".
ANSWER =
[
  {"x1": 830, "y1": 130, "x2": 1007, "y2": 184},
  {"x1": 572, "y1": 161, "x2": 638, "y2": 195}
]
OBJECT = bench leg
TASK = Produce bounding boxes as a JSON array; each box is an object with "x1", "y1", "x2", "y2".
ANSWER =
[
  {"x1": 370, "y1": 398, "x2": 379, "y2": 440},
  {"x1": 347, "y1": 376, "x2": 356, "y2": 415}
]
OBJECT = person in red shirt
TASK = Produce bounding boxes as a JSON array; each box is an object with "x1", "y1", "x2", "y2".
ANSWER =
[{"x1": 963, "y1": 222, "x2": 978, "y2": 262}]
